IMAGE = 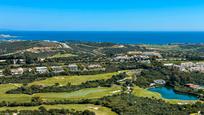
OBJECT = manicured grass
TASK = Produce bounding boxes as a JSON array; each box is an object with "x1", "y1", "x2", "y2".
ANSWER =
[
  {"x1": 132, "y1": 86, "x2": 161, "y2": 99},
  {"x1": 29, "y1": 72, "x2": 119, "y2": 86},
  {"x1": 132, "y1": 86, "x2": 198, "y2": 104},
  {"x1": 0, "y1": 72, "x2": 122, "y2": 104},
  {"x1": 0, "y1": 104, "x2": 117, "y2": 115},
  {"x1": 140, "y1": 44, "x2": 180, "y2": 51},
  {"x1": 0, "y1": 94, "x2": 31, "y2": 103},
  {"x1": 0, "y1": 83, "x2": 31, "y2": 103},
  {"x1": 0, "y1": 86, "x2": 121, "y2": 104},
  {"x1": 33, "y1": 86, "x2": 121, "y2": 102},
  {"x1": 0, "y1": 84, "x2": 22, "y2": 94},
  {"x1": 49, "y1": 53, "x2": 76, "y2": 58}
]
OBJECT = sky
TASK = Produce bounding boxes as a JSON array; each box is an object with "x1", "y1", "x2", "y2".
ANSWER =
[{"x1": 0, "y1": 0, "x2": 204, "y2": 31}]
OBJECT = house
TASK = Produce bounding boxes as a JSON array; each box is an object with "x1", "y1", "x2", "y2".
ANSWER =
[
  {"x1": 150, "y1": 83, "x2": 156, "y2": 87},
  {"x1": 19, "y1": 59, "x2": 26, "y2": 64},
  {"x1": 68, "y1": 64, "x2": 78, "y2": 71},
  {"x1": 11, "y1": 67, "x2": 24, "y2": 75},
  {"x1": 132, "y1": 55, "x2": 149, "y2": 61},
  {"x1": 185, "y1": 84, "x2": 200, "y2": 89},
  {"x1": 153, "y1": 79, "x2": 166, "y2": 85},
  {"x1": 173, "y1": 62, "x2": 204, "y2": 73},
  {"x1": 88, "y1": 64, "x2": 102, "y2": 69},
  {"x1": 142, "y1": 52, "x2": 162, "y2": 58},
  {"x1": 164, "y1": 63, "x2": 173, "y2": 67},
  {"x1": 36, "y1": 67, "x2": 48, "y2": 74},
  {"x1": 51, "y1": 66, "x2": 64, "y2": 73},
  {"x1": 38, "y1": 58, "x2": 45, "y2": 62},
  {"x1": 127, "y1": 51, "x2": 142, "y2": 55},
  {"x1": 87, "y1": 64, "x2": 106, "y2": 71},
  {"x1": 12, "y1": 59, "x2": 25, "y2": 65},
  {"x1": 138, "y1": 60, "x2": 151, "y2": 64},
  {"x1": 181, "y1": 62, "x2": 194, "y2": 68},
  {"x1": 114, "y1": 55, "x2": 129, "y2": 62},
  {"x1": 0, "y1": 60, "x2": 6, "y2": 63},
  {"x1": 0, "y1": 70, "x2": 4, "y2": 77}
]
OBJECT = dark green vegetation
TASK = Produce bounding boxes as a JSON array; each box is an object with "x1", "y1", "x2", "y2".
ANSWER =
[
  {"x1": 97, "y1": 94, "x2": 204, "y2": 115},
  {"x1": 1, "y1": 107, "x2": 95, "y2": 115}
]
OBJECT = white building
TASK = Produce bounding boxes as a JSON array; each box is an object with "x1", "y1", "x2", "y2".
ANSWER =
[
  {"x1": 174, "y1": 62, "x2": 204, "y2": 73},
  {"x1": 51, "y1": 66, "x2": 64, "y2": 73},
  {"x1": 36, "y1": 67, "x2": 48, "y2": 74},
  {"x1": 164, "y1": 63, "x2": 173, "y2": 67},
  {"x1": 68, "y1": 64, "x2": 78, "y2": 71},
  {"x1": 0, "y1": 70, "x2": 4, "y2": 77},
  {"x1": 0, "y1": 60, "x2": 6, "y2": 63},
  {"x1": 181, "y1": 62, "x2": 194, "y2": 68},
  {"x1": 11, "y1": 67, "x2": 24, "y2": 75},
  {"x1": 154, "y1": 79, "x2": 166, "y2": 85},
  {"x1": 88, "y1": 64, "x2": 102, "y2": 69},
  {"x1": 114, "y1": 55, "x2": 129, "y2": 61},
  {"x1": 142, "y1": 52, "x2": 162, "y2": 58}
]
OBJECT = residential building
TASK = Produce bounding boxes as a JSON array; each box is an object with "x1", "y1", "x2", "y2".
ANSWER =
[
  {"x1": 185, "y1": 84, "x2": 200, "y2": 89},
  {"x1": 0, "y1": 60, "x2": 6, "y2": 63},
  {"x1": 173, "y1": 62, "x2": 204, "y2": 73},
  {"x1": 88, "y1": 64, "x2": 102, "y2": 69},
  {"x1": 68, "y1": 64, "x2": 78, "y2": 71},
  {"x1": 114, "y1": 55, "x2": 129, "y2": 61},
  {"x1": 153, "y1": 79, "x2": 166, "y2": 85},
  {"x1": 181, "y1": 62, "x2": 194, "y2": 68},
  {"x1": 11, "y1": 67, "x2": 24, "y2": 75},
  {"x1": 164, "y1": 63, "x2": 173, "y2": 67},
  {"x1": 12, "y1": 59, "x2": 25, "y2": 65},
  {"x1": 36, "y1": 67, "x2": 48, "y2": 74},
  {"x1": 0, "y1": 70, "x2": 4, "y2": 77},
  {"x1": 51, "y1": 66, "x2": 64, "y2": 73},
  {"x1": 142, "y1": 52, "x2": 162, "y2": 58}
]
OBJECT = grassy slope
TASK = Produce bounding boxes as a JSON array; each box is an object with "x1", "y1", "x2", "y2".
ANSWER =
[
  {"x1": 0, "y1": 84, "x2": 31, "y2": 103},
  {"x1": 0, "y1": 84, "x2": 22, "y2": 94},
  {"x1": 0, "y1": 104, "x2": 117, "y2": 115},
  {"x1": 0, "y1": 86, "x2": 121, "y2": 103},
  {"x1": 49, "y1": 53, "x2": 76, "y2": 58},
  {"x1": 0, "y1": 94, "x2": 31, "y2": 103},
  {"x1": 34, "y1": 86, "x2": 121, "y2": 102},
  {"x1": 29, "y1": 72, "x2": 118, "y2": 86},
  {"x1": 0, "y1": 72, "x2": 121, "y2": 103}
]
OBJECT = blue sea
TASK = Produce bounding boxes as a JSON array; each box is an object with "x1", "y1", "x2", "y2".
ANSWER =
[{"x1": 1, "y1": 31, "x2": 204, "y2": 44}]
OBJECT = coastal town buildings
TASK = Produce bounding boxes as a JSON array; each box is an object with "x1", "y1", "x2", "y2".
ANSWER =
[
  {"x1": 163, "y1": 61, "x2": 204, "y2": 73},
  {"x1": 113, "y1": 54, "x2": 150, "y2": 62},
  {"x1": 169, "y1": 62, "x2": 204, "y2": 73}
]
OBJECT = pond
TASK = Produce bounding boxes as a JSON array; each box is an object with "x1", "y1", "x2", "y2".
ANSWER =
[{"x1": 148, "y1": 87, "x2": 198, "y2": 100}]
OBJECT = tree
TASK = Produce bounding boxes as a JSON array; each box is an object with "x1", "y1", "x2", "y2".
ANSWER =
[
  {"x1": 25, "y1": 53, "x2": 35, "y2": 64},
  {"x1": 31, "y1": 96, "x2": 43, "y2": 104},
  {"x1": 3, "y1": 67, "x2": 11, "y2": 76}
]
